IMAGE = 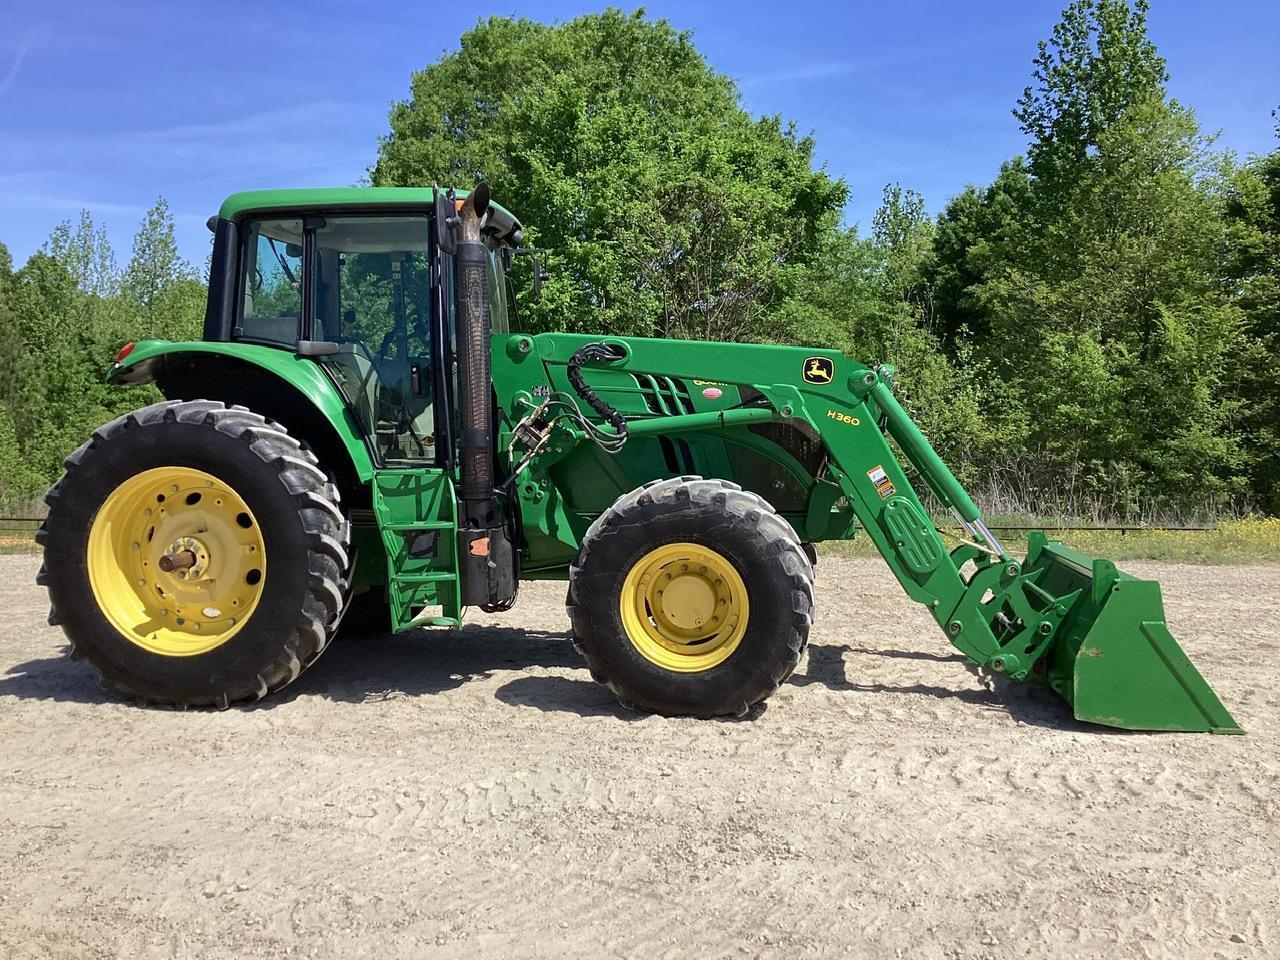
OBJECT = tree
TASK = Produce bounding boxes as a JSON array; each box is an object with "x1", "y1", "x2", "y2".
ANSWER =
[
  {"x1": 964, "y1": 99, "x2": 1243, "y2": 515},
  {"x1": 43, "y1": 210, "x2": 119, "y2": 298},
  {"x1": 925, "y1": 1, "x2": 1246, "y2": 516},
  {"x1": 0, "y1": 243, "x2": 28, "y2": 442},
  {"x1": 1014, "y1": 0, "x2": 1167, "y2": 205},
  {"x1": 872, "y1": 184, "x2": 936, "y2": 332},
  {"x1": 123, "y1": 198, "x2": 194, "y2": 320},
  {"x1": 374, "y1": 9, "x2": 846, "y2": 340},
  {"x1": 928, "y1": 160, "x2": 1036, "y2": 350},
  {"x1": 1223, "y1": 145, "x2": 1280, "y2": 511}
]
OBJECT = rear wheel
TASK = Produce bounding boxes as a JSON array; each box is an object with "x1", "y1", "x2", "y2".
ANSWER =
[
  {"x1": 37, "y1": 399, "x2": 349, "y2": 707},
  {"x1": 568, "y1": 477, "x2": 814, "y2": 717}
]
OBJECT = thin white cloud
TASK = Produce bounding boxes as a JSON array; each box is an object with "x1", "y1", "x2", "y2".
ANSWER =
[
  {"x1": 0, "y1": 98, "x2": 376, "y2": 184},
  {"x1": 130, "y1": 100, "x2": 356, "y2": 145},
  {"x1": 739, "y1": 61, "x2": 861, "y2": 88},
  {"x1": 163, "y1": 153, "x2": 373, "y2": 191},
  {"x1": 1, "y1": 193, "x2": 150, "y2": 217},
  {"x1": 0, "y1": 35, "x2": 32, "y2": 104}
]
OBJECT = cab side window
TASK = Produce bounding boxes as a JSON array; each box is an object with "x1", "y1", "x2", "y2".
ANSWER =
[{"x1": 237, "y1": 219, "x2": 303, "y2": 345}]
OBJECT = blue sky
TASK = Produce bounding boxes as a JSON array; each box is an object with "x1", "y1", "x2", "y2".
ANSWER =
[{"x1": 1, "y1": 1, "x2": 1276, "y2": 270}]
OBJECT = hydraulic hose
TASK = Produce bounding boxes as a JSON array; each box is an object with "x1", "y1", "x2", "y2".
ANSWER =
[{"x1": 566, "y1": 343, "x2": 629, "y2": 444}]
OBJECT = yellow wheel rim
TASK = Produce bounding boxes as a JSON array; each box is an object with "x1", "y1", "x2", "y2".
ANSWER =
[
  {"x1": 619, "y1": 542, "x2": 749, "y2": 673},
  {"x1": 86, "y1": 467, "x2": 267, "y2": 656}
]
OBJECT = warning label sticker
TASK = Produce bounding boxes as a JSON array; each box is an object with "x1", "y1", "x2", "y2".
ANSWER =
[{"x1": 867, "y1": 465, "x2": 896, "y2": 499}]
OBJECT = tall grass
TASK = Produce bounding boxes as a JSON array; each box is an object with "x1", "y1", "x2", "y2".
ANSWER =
[
  {"x1": 822, "y1": 518, "x2": 1280, "y2": 564},
  {"x1": 936, "y1": 453, "x2": 1248, "y2": 526}
]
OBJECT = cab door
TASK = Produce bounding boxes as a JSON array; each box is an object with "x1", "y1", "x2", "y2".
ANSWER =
[{"x1": 305, "y1": 213, "x2": 461, "y2": 628}]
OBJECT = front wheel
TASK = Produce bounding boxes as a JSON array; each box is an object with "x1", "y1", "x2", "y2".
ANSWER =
[
  {"x1": 568, "y1": 477, "x2": 815, "y2": 717},
  {"x1": 37, "y1": 400, "x2": 350, "y2": 707}
]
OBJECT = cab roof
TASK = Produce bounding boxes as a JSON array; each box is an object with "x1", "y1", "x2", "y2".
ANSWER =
[{"x1": 217, "y1": 187, "x2": 522, "y2": 243}]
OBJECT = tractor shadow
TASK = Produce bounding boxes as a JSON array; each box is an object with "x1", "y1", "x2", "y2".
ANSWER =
[
  {"x1": 268, "y1": 625, "x2": 626, "y2": 711},
  {"x1": 0, "y1": 627, "x2": 628, "y2": 718},
  {"x1": 793, "y1": 642, "x2": 1129, "y2": 734},
  {"x1": 2, "y1": 636, "x2": 1128, "y2": 732},
  {"x1": 280, "y1": 625, "x2": 642, "y2": 717},
  {"x1": 2, "y1": 654, "x2": 117, "y2": 705}
]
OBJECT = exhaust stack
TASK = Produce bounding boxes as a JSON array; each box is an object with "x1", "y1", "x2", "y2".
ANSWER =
[
  {"x1": 451, "y1": 185, "x2": 515, "y2": 608},
  {"x1": 455, "y1": 185, "x2": 495, "y2": 527}
]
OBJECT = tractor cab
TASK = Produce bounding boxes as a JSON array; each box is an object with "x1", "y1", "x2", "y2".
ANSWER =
[
  {"x1": 222, "y1": 189, "x2": 521, "y2": 469},
  {"x1": 194, "y1": 187, "x2": 526, "y2": 628}
]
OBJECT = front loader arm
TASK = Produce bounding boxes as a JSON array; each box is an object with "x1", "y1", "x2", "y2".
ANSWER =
[
  {"x1": 519, "y1": 334, "x2": 1239, "y2": 734},
  {"x1": 804, "y1": 368, "x2": 1067, "y2": 673}
]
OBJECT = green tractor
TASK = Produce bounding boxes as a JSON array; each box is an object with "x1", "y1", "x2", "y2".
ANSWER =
[{"x1": 36, "y1": 185, "x2": 1239, "y2": 732}]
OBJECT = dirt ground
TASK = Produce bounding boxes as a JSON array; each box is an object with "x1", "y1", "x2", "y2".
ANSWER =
[{"x1": 1, "y1": 554, "x2": 1277, "y2": 960}]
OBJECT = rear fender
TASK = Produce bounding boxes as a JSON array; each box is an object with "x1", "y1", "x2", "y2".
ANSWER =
[{"x1": 110, "y1": 340, "x2": 375, "y2": 487}]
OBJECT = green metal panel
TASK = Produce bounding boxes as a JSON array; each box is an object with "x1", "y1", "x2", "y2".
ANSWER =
[
  {"x1": 109, "y1": 339, "x2": 376, "y2": 481},
  {"x1": 881, "y1": 497, "x2": 943, "y2": 577}
]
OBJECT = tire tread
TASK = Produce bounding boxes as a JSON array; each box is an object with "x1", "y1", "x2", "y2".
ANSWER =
[
  {"x1": 37, "y1": 399, "x2": 351, "y2": 708},
  {"x1": 568, "y1": 476, "x2": 815, "y2": 718}
]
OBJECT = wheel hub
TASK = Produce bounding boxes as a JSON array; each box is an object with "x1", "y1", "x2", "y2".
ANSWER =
[
  {"x1": 159, "y1": 536, "x2": 209, "y2": 578},
  {"x1": 653, "y1": 566, "x2": 724, "y2": 633},
  {"x1": 620, "y1": 542, "x2": 749, "y2": 673}
]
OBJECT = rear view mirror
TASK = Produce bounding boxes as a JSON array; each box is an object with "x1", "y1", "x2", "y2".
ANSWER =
[
  {"x1": 534, "y1": 254, "x2": 549, "y2": 299},
  {"x1": 514, "y1": 247, "x2": 551, "y2": 299}
]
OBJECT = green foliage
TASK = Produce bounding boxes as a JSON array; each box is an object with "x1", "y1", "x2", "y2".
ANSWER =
[
  {"x1": 0, "y1": 205, "x2": 193, "y2": 512},
  {"x1": 1014, "y1": 0, "x2": 1167, "y2": 206},
  {"x1": 125, "y1": 198, "x2": 197, "y2": 319},
  {"x1": 918, "y1": 1, "x2": 1258, "y2": 519},
  {"x1": 1222, "y1": 148, "x2": 1280, "y2": 512},
  {"x1": 972, "y1": 100, "x2": 1245, "y2": 512},
  {"x1": 44, "y1": 210, "x2": 120, "y2": 298},
  {"x1": 374, "y1": 9, "x2": 846, "y2": 341},
  {"x1": 0, "y1": 244, "x2": 25, "y2": 417},
  {"x1": 929, "y1": 160, "x2": 1036, "y2": 348}
]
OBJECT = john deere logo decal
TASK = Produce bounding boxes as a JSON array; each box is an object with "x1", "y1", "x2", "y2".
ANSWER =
[{"x1": 803, "y1": 356, "x2": 834, "y2": 384}]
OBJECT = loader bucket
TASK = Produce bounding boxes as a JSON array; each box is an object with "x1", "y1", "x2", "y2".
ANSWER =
[{"x1": 1023, "y1": 534, "x2": 1242, "y2": 734}]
